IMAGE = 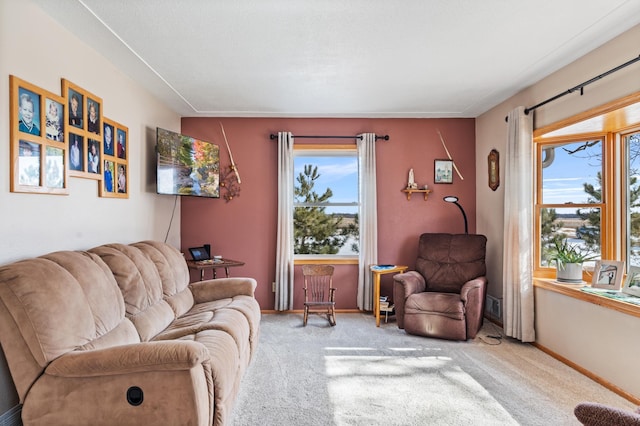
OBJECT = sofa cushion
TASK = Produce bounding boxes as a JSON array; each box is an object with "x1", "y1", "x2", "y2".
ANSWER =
[
  {"x1": 415, "y1": 233, "x2": 487, "y2": 293},
  {"x1": 90, "y1": 244, "x2": 176, "y2": 341},
  {"x1": 133, "y1": 241, "x2": 194, "y2": 317},
  {"x1": 405, "y1": 292, "x2": 465, "y2": 320},
  {"x1": 0, "y1": 251, "x2": 137, "y2": 400}
]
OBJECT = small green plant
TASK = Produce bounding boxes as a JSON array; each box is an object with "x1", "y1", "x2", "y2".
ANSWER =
[{"x1": 546, "y1": 238, "x2": 597, "y2": 269}]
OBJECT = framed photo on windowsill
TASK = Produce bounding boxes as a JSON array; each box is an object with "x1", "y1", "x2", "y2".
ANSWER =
[
  {"x1": 622, "y1": 265, "x2": 640, "y2": 297},
  {"x1": 592, "y1": 260, "x2": 625, "y2": 290}
]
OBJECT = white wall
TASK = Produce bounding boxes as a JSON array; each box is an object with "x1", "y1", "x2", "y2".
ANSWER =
[
  {"x1": 476, "y1": 23, "x2": 640, "y2": 399},
  {"x1": 0, "y1": 0, "x2": 182, "y2": 415}
]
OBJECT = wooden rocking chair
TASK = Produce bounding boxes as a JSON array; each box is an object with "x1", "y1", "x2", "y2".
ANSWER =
[{"x1": 302, "y1": 264, "x2": 336, "y2": 326}]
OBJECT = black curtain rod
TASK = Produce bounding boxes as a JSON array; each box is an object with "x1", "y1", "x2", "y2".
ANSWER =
[
  {"x1": 269, "y1": 134, "x2": 389, "y2": 141},
  {"x1": 505, "y1": 54, "x2": 640, "y2": 122}
]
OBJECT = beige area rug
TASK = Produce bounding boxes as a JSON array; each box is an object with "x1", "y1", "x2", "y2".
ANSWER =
[{"x1": 230, "y1": 313, "x2": 635, "y2": 425}]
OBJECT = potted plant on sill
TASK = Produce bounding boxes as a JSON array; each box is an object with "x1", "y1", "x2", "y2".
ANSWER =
[{"x1": 546, "y1": 238, "x2": 597, "y2": 284}]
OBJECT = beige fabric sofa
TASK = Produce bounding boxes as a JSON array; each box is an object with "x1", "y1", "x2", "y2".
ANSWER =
[{"x1": 0, "y1": 240, "x2": 260, "y2": 426}]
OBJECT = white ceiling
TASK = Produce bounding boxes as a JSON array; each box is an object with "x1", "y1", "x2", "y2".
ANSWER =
[{"x1": 31, "y1": 0, "x2": 640, "y2": 118}]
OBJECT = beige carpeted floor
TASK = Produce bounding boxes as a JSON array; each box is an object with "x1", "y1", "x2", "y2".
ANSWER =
[{"x1": 230, "y1": 313, "x2": 636, "y2": 425}]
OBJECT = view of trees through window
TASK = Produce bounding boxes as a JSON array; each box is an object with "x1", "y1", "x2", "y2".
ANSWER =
[
  {"x1": 626, "y1": 132, "x2": 640, "y2": 266},
  {"x1": 539, "y1": 132, "x2": 640, "y2": 268},
  {"x1": 539, "y1": 139, "x2": 603, "y2": 267},
  {"x1": 293, "y1": 153, "x2": 359, "y2": 256}
]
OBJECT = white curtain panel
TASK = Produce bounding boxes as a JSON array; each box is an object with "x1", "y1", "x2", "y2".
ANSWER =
[
  {"x1": 275, "y1": 132, "x2": 295, "y2": 311},
  {"x1": 502, "y1": 107, "x2": 535, "y2": 342},
  {"x1": 357, "y1": 133, "x2": 378, "y2": 311}
]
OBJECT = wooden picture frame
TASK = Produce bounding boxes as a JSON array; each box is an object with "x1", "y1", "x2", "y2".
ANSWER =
[
  {"x1": 62, "y1": 79, "x2": 103, "y2": 180},
  {"x1": 488, "y1": 149, "x2": 499, "y2": 191},
  {"x1": 622, "y1": 265, "x2": 640, "y2": 297},
  {"x1": 10, "y1": 75, "x2": 68, "y2": 195},
  {"x1": 592, "y1": 260, "x2": 625, "y2": 290},
  {"x1": 434, "y1": 159, "x2": 453, "y2": 184},
  {"x1": 99, "y1": 117, "x2": 129, "y2": 198}
]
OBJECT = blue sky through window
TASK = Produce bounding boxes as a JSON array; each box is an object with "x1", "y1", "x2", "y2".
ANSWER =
[
  {"x1": 542, "y1": 141, "x2": 601, "y2": 206},
  {"x1": 294, "y1": 155, "x2": 358, "y2": 207}
]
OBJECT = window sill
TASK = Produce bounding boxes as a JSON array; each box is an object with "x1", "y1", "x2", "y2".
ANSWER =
[
  {"x1": 533, "y1": 277, "x2": 640, "y2": 319},
  {"x1": 294, "y1": 256, "x2": 359, "y2": 265}
]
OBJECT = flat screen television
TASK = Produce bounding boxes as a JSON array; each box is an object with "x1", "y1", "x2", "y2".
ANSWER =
[{"x1": 156, "y1": 127, "x2": 220, "y2": 198}]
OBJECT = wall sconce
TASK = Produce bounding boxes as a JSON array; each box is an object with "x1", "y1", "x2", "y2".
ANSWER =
[{"x1": 443, "y1": 196, "x2": 468, "y2": 234}]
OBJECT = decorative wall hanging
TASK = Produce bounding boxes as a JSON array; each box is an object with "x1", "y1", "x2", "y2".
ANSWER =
[
  {"x1": 9, "y1": 75, "x2": 68, "y2": 195},
  {"x1": 436, "y1": 129, "x2": 464, "y2": 180},
  {"x1": 488, "y1": 149, "x2": 500, "y2": 191},
  {"x1": 434, "y1": 159, "x2": 453, "y2": 184},
  {"x1": 99, "y1": 117, "x2": 129, "y2": 198},
  {"x1": 219, "y1": 122, "x2": 241, "y2": 202},
  {"x1": 62, "y1": 79, "x2": 104, "y2": 181}
]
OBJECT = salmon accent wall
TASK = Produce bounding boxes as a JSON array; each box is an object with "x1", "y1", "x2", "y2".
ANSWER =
[{"x1": 180, "y1": 118, "x2": 476, "y2": 310}]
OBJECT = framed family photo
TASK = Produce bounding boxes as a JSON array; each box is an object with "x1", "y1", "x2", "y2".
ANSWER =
[
  {"x1": 592, "y1": 260, "x2": 625, "y2": 290},
  {"x1": 622, "y1": 265, "x2": 640, "y2": 297},
  {"x1": 99, "y1": 117, "x2": 129, "y2": 199},
  {"x1": 10, "y1": 75, "x2": 68, "y2": 195},
  {"x1": 62, "y1": 79, "x2": 103, "y2": 180},
  {"x1": 434, "y1": 159, "x2": 453, "y2": 184}
]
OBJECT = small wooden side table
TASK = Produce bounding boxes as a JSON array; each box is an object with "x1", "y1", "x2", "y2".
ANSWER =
[
  {"x1": 186, "y1": 258, "x2": 245, "y2": 281},
  {"x1": 370, "y1": 265, "x2": 408, "y2": 327}
]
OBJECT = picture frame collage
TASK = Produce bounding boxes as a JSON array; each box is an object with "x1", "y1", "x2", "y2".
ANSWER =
[
  {"x1": 10, "y1": 75, "x2": 128, "y2": 198},
  {"x1": 10, "y1": 76, "x2": 67, "y2": 194}
]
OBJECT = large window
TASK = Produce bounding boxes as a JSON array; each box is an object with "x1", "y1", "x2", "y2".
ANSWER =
[
  {"x1": 534, "y1": 94, "x2": 640, "y2": 278},
  {"x1": 293, "y1": 147, "x2": 359, "y2": 258},
  {"x1": 536, "y1": 138, "x2": 605, "y2": 271},
  {"x1": 625, "y1": 131, "x2": 640, "y2": 267}
]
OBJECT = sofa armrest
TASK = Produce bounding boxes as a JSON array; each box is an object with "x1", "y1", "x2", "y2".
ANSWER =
[
  {"x1": 46, "y1": 340, "x2": 209, "y2": 378},
  {"x1": 393, "y1": 271, "x2": 426, "y2": 329},
  {"x1": 393, "y1": 271, "x2": 426, "y2": 296},
  {"x1": 460, "y1": 276, "x2": 488, "y2": 339},
  {"x1": 459, "y1": 277, "x2": 487, "y2": 304},
  {"x1": 189, "y1": 277, "x2": 257, "y2": 303},
  {"x1": 28, "y1": 341, "x2": 214, "y2": 426}
]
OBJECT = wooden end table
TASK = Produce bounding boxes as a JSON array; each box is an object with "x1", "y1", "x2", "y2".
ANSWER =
[
  {"x1": 370, "y1": 265, "x2": 408, "y2": 327},
  {"x1": 186, "y1": 258, "x2": 245, "y2": 281}
]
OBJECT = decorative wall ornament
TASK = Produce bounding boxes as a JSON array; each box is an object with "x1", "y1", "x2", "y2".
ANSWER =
[
  {"x1": 219, "y1": 122, "x2": 241, "y2": 202},
  {"x1": 219, "y1": 165, "x2": 241, "y2": 202},
  {"x1": 437, "y1": 129, "x2": 464, "y2": 180},
  {"x1": 488, "y1": 149, "x2": 499, "y2": 191}
]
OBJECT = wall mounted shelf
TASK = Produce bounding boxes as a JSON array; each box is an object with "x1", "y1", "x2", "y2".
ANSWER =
[{"x1": 401, "y1": 188, "x2": 432, "y2": 201}]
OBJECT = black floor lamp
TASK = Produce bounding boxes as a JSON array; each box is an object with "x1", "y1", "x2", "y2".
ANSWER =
[{"x1": 443, "y1": 196, "x2": 468, "y2": 234}]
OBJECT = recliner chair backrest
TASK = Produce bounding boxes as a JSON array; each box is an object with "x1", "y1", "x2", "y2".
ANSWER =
[{"x1": 415, "y1": 233, "x2": 487, "y2": 293}]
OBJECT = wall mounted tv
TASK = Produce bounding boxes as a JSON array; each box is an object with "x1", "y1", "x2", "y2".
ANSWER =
[{"x1": 156, "y1": 127, "x2": 220, "y2": 198}]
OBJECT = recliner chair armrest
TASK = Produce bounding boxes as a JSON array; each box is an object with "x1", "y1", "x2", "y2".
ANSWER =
[
  {"x1": 459, "y1": 277, "x2": 487, "y2": 304},
  {"x1": 189, "y1": 277, "x2": 257, "y2": 303},
  {"x1": 393, "y1": 271, "x2": 426, "y2": 297},
  {"x1": 46, "y1": 340, "x2": 209, "y2": 377}
]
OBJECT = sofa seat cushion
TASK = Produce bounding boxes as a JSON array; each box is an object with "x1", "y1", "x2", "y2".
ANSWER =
[
  {"x1": 405, "y1": 292, "x2": 464, "y2": 320},
  {"x1": 155, "y1": 305, "x2": 251, "y2": 369}
]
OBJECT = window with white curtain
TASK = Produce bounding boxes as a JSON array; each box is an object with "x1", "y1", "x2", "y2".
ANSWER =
[{"x1": 293, "y1": 147, "x2": 359, "y2": 258}]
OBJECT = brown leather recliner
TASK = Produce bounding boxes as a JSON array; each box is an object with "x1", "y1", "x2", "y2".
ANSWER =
[{"x1": 393, "y1": 233, "x2": 487, "y2": 341}]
